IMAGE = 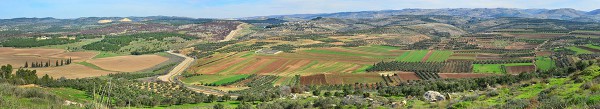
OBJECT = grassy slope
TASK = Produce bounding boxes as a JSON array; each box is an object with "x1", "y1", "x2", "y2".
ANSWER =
[{"x1": 449, "y1": 65, "x2": 600, "y2": 108}]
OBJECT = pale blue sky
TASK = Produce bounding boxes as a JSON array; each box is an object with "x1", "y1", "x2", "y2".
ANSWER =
[{"x1": 1, "y1": 0, "x2": 598, "y2": 19}]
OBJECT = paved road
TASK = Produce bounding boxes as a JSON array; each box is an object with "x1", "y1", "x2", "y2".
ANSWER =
[{"x1": 158, "y1": 51, "x2": 194, "y2": 82}]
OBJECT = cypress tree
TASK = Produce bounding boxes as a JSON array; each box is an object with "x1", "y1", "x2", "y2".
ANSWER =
[{"x1": 24, "y1": 61, "x2": 28, "y2": 68}]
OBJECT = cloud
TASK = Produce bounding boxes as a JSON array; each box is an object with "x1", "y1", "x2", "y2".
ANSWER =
[{"x1": 0, "y1": 0, "x2": 598, "y2": 19}]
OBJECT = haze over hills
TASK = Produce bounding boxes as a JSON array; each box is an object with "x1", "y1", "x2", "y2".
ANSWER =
[{"x1": 245, "y1": 8, "x2": 600, "y2": 22}]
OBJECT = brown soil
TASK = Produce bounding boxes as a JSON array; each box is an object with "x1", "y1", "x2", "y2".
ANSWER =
[
  {"x1": 87, "y1": 55, "x2": 168, "y2": 72},
  {"x1": 421, "y1": 50, "x2": 434, "y2": 62},
  {"x1": 30, "y1": 64, "x2": 117, "y2": 79},
  {"x1": 396, "y1": 72, "x2": 420, "y2": 81},
  {"x1": 535, "y1": 51, "x2": 552, "y2": 56},
  {"x1": 505, "y1": 65, "x2": 536, "y2": 74},
  {"x1": 257, "y1": 59, "x2": 289, "y2": 74}
]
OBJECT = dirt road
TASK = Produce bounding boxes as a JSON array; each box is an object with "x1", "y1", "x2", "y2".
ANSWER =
[{"x1": 158, "y1": 51, "x2": 194, "y2": 82}]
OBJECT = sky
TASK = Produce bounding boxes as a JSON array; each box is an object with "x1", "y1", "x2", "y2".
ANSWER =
[{"x1": 1, "y1": 0, "x2": 599, "y2": 19}]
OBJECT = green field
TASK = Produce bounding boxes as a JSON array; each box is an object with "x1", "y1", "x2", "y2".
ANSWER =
[
  {"x1": 76, "y1": 61, "x2": 114, "y2": 72},
  {"x1": 473, "y1": 63, "x2": 533, "y2": 74},
  {"x1": 48, "y1": 88, "x2": 92, "y2": 103},
  {"x1": 426, "y1": 50, "x2": 453, "y2": 62},
  {"x1": 567, "y1": 46, "x2": 593, "y2": 54},
  {"x1": 396, "y1": 50, "x2": 428, "y2": 62},
  {"x1": 535, "y1": 56, "x2": 556, "y2": 71},
  {"x1": 93, "y1": 51, "x2": 126, "y2": 59},
  {"x1": 585, "y1": 44, "x2": 600, "y2": 50},
  {"x1": 212, "y1": 74, "x2": 251, "y2": 85},
  {"x1": 181, "y1": 74, "x2": 249, "y2": 85}
]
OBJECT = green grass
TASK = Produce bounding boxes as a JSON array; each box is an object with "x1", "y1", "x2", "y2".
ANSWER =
[
  {"x1": 585, "y1": 44, "x2": 600, "y2": 50},
  {"x1": 397, "y1": 50, "x2": 428, "y2": 62},
  {"x1": 426, "y1": 50, "x2": 453, "y2": 62},
  {"x1": 211, "y1": 74, "x2": 250, "y2": 85},
  {"x1": 47, "y1": 88, "x2": 92, "y2": 103},
  {"x1": 352, "y1": 65, "x2": 372, "y2": 73},
  {"x1": 515, "y1": 83, "x2": 545, "y2": 99},
  {"x1": 76, "y1": 61, "x2": 114, "y2": 72},
  {"x1": 567, "y1": 46, "x2": 594, "y2": 54},
  {"x1": 93, "y1": 51, "x2": 125, "y2": 59},
  {"x1": 395, "y1": 52, "x2": 410, "y2": 61},
  {"x1": 181, "y1": 74, "x2": 249, "y2": 85},
  {"x1": 473, "y1": 63, "x2": 533, "y2": 74},
  {"x1": 535, "y1": 56, "x2": 556, "y2": 71}
]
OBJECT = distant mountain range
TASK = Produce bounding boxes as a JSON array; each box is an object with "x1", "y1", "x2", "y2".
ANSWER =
[{"x1": 244, "y1": 8, "x2": 600, "y2": 22}]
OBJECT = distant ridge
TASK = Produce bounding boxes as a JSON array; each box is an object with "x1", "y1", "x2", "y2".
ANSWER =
[{"x1": 242, "y1": 8, "x2": 600, "y2": 22}]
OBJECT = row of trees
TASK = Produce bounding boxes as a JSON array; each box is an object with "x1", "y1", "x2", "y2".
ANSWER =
[{"x1": 23, "y1": 58, "x2": 72, "y2": 68}]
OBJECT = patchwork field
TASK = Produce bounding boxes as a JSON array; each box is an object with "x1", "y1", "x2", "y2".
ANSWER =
[
  {"x1": 189, "y1": 46, "x2": 403, "y2": 76},
  {"x1": 87, "y1": 55, "x2": 169, "y2": 72}
]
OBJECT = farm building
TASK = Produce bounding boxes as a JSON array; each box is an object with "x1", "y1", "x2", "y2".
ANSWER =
[{"x1": 255, "y1": 49, "x2": 281, "y2": 55}]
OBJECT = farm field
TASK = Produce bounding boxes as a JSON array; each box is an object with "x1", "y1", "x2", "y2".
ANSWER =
[
  {"x1": 535, "y1": 56, "x2": 556, "y2": 71},
  {"x1": 299, "y1": 73, "x2": 384, "y2": 85},
  {"x1": 447, "y1": 53, "x2": 477, "y2": 61},
  {"x1": 396, "y1": 50, "x2": 429, "y2": 62},
  {"x1": 181, "y1": 74, "x2": 250, "y2": 85},
  {"x1": 28, "y1": 64, "x2": 117, "y2": 78},
  {"x1": 87, "y1": 55, "x2": 169, "y2": 72},
  {"x1": 473, "y1": 63, "x2": 534, "y2": 74},
  {"x1": 426, "y1": 50, "x2": 453, "y2": 62},
  {"x1": 188, "y1": 46, "x2": 402, "y2": 76},
  {"x1": 0, "y1": 47, "x2": 97, "y2": 67}
]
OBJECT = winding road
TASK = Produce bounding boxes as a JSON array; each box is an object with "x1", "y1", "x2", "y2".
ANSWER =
[
  {"x1": 157, "y1": 51, "x2": 194, "y2": 82},
  {"x1": 158, "y1": 51, "x2": 229, "y2": 96}
]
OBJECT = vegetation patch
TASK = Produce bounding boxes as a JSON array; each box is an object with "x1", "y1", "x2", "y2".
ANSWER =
[
  {"x1": 535, "y1": 56, "x2": 556, "y2": 71},
  {"x1": 567, "y1": 46, "x2": 593, "y2": 54},
  {"x1": 473, "y1": 63, "x2": 533, "y2": 74}
]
